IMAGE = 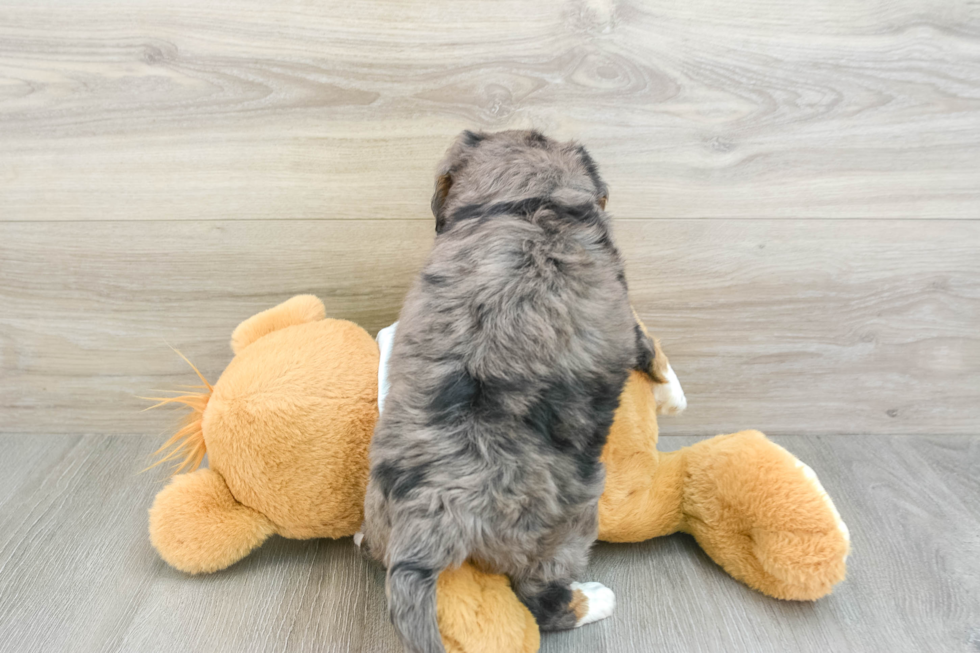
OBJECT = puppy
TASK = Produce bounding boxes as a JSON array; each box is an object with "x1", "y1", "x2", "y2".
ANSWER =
[{"x1": 362, "y1": 130, "x2": 664, "y2": 653}]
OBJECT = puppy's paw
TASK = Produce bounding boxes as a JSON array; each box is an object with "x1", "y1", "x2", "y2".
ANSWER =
[
  {"x1": 654, "y1": 364, "x2": 687, "y2": 416},
  {"x1": 570, "y1": 581, "x2": 616, "y2": 627}
]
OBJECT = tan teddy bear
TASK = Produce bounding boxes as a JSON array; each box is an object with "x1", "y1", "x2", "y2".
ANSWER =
[{"x1": 148, "y1": 295, "x2": 849, "y2": 652}]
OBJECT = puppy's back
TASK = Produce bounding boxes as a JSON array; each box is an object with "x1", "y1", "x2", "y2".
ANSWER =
[
  {"x1": 370, "y1": 199, "x2": 635, "y2": 553},
  {"x1": 398, "y1": 201, "x2": 633, "y2": 418}
]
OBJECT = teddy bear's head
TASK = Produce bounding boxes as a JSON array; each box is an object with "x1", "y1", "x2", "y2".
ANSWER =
[{"x1": 148, "y1": 296, "x2": 380, "y2": 572}]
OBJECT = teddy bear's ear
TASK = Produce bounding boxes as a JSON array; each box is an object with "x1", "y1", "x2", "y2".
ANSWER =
[
  {"x1": 149, "y1": 468, "x2": 275, "y2": 574},
  {"x1": 230, "y1": 295, "x2": 326, "y2": 354}
]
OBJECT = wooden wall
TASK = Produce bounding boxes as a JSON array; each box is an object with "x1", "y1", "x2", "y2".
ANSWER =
[{"x1": 2, "y1": 0, "x2": 978, "y2": 437}]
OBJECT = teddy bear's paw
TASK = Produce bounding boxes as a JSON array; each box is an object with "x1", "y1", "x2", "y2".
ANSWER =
[
  {"x1": 794, "y1": 458, "x2": 850, "y2": 558},
  {"x1": 570, "y1": 581, "x2": 616, "y2": 627},
  {"x1": 654, "y1": 364, "x2": 687, "y2": 416},
  {"x1": 149, "y1": 468, "x2": 276, "y2": 574},
  {"x1": 771, "y1": 443, "x2": 851, "y2": 561}
]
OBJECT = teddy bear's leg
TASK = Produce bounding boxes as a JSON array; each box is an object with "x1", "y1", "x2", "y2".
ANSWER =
[
  {"x1": 149, "y1": 468, "x2": 276, "y2": 574},
  {"x1": 679, "y1": 431, "x2": 850, "y2": 600},
  {"x1": 598, "y1": 446, "x2": 687, "y2": 543},
  {"x1": 230, "y1": 294, "x2": 326, "y2": 354},
  {"x1": 435, "y1": 562, "x2": 540, "y2": 653}
]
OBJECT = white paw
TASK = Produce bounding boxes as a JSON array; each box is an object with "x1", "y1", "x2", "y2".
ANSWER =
[
  {"x1": 654, "y1": 364, "x2": 687, "y2": 416},
  {"x1": 570, "y1": 581, "x2": 616, "y2": 627},
  {"x1": 353, "y1": 531, "x2": 364, "y2": 548}
]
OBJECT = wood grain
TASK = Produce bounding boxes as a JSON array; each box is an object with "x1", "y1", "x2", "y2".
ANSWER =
[
  {"x1": 2, "y1": 219, "x2": 978, "y2": 437},
  {"x1": 0, "y1": 434, "x2": 976, "y2": 652},
  {"x1": 2, "y1": 0, "x2": 979, "y2": 221}
]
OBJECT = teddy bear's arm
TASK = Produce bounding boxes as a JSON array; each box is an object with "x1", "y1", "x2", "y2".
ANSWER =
[
  {"x1": 598, "y1": 370, "x2": 687, "y2": 542},
  {"x1": 149, "y1": 468, "x2": 275, "y2": 574}
]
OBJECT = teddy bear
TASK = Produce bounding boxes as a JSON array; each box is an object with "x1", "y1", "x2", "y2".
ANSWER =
[{"x1": 147, "y1": 295, "x2": 849, "y2": 653}]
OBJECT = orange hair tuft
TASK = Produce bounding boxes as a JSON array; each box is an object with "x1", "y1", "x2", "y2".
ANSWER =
[{"x1": 142, "y1": 348, "x2": 213, "y2": 476}]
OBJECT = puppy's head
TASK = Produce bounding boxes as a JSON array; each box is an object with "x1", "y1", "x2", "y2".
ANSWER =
[{"x1": 430, "y1": 130, "x2": 609, "y2": 234}]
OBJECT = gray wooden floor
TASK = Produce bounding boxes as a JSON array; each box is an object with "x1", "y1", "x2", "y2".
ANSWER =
[{"x1": 0, "y1": 434, "x2": 977, "y2": 653}]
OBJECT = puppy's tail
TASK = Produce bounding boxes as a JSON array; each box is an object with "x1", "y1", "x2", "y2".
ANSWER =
[{"x1": 386, "y1": 542, "x2": 454, "y2": 653}]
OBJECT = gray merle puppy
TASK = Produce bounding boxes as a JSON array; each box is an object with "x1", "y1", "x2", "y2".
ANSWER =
[{"x1": 361, "y1": 130, "x2": 660, "y2": 653}]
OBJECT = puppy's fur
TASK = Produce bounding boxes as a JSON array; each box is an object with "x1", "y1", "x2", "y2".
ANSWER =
[{"x1": 362, "y1": 130, "x2": 661, "y2": 653}]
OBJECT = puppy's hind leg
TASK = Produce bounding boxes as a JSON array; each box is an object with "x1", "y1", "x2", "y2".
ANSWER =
[
  {"x1": 513, "y1": 572, "x2": 616, "y2": 631},
  {"x1": 511, "y1": 519, "x2": 616, "y2": 631},
  {"x1": 569, "y1": 581, "x2": 617, "y2": 626}
]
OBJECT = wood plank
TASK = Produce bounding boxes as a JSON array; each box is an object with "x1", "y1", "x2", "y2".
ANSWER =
[
  {"x1": 0, "y1": 436, "x2": 79, "y2": 517},
  {"x1": 2, "y1": 0, "x2": 979, "y2": 221},
  {"x1": 0, "y1": 435, "x2": 394, "y2": 653},
  {"x1": 0, "y1": 219, "x2": 433, "y2": 436},
  {"x1": 1, "y1": 218, "x2": 977, "y2": 437},
  {"x1": 0, "y1": 434, "x2": 977, "y2": 652},
  {"x1": 902, "y1": 436, "x2": 980, "y2": 522},
  {"x1": 626, "y1": 219, "x2": 980, "y2": 437}
]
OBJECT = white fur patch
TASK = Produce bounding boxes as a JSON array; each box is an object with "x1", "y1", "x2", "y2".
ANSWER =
[
  {"x1": 773, "y1": 444, "x2": 851, "y2": 561},
  {"x1": 570, "y1": 581, "x2": 616, "y2": 627},
  {"x1": 353, "y1": 531, "x2": 364, "y2": 548},
  {"x1": 376, "y1": 322, "x2": 399, "y2": 413},
  {"x1": 654, "y1": 364, "x2": 687, "y2": 416}
]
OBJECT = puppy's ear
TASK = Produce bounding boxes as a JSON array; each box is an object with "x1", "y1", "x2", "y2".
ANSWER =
[
  {"x1": 575, "y1": 144, "x2": 609, "y2": 208},
  {"x1": 431, "y1": 130, "x2": 484, "y2": 234},
  {"x1": 431, "y1": 172, "x2": 453, "y2": 234}
]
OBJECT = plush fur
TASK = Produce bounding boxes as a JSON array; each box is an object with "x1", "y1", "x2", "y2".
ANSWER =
[
  {"x1": 599, "y1": 373, "x2": 850, "y2": 601},
  {"x1": 149, "y1": 294, "x2": 379, "y2": 567},
  {"x1": 147, "y1": 295, "x2": 850, "y2": 653},
  {"x1": 436, "y1": 564, "x2": 540, "y2": 653},
  {"x1": 149, "y1": 468, "x2": 274, "y2": 574},
  {"x1": 363, "y1": 130, "x2": 650, "y2": 651}
]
